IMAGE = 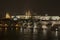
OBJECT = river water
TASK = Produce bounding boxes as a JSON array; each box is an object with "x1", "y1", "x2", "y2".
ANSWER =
[{"x1": 0, "y1": 27, "x2": 60, "y2": 40}]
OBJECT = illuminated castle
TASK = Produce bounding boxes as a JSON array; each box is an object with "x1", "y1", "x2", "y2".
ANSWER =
[{"x1": 5, "y1": 10, "x2": 60, "y2": 20}]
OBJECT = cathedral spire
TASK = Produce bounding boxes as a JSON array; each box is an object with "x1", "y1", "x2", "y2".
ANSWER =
[
  {"x1": 25, "y1": 9, "x2": 31, "y2": 16},
  {"x1": 25, "y1": 9, "x2": 31, "y2": 19},
  {"x1": 5, "y1": 12, "x2": 11, "y2": 19}
]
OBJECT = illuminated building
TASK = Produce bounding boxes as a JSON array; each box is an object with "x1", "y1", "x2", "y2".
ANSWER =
[
  {"x1": 11, "y1": 10, "x2": 31, "y2": 19},
  {"x1": 5, "y1": 10, "x2": 60, "y2": 21},
  {"x1": 1, "y1": 10, "x2": 60, "y2": 31},
  {"x1": 5, "y1": 12, "x2": 11, "y2": 19}
]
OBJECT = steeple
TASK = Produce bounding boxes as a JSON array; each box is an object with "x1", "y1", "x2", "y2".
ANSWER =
[
  {"x1": 25, "y1": 9, "x2": 31, "y2": 19},
  {"x1": 5, "y1": 12, "x2": 11, "y2": 19},
  {"x1": 25, "y1": 9, "x2": 31, "y2": 16}
]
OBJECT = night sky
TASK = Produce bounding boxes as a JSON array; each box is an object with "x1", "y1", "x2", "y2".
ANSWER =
[{"x1": 0, "y1": 0, "x2": 60, "y2": 16}]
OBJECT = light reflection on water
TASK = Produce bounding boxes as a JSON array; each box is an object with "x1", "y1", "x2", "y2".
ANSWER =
[
  {"x1": 0, "y1": 27, "x2": 60, "y2": 40},
  {"x1": 55, "y1": 31, "x2": 58, "y2": 37},
  {"x1": 43, "y1": 29, "x2": 47, "y2": 36}
]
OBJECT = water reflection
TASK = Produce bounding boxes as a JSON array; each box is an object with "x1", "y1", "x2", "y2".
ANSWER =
[{"x1": 0, "y1": 27, "x2": 60, "y2": 40}]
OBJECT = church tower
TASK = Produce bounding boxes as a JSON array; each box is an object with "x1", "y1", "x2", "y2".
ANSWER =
[
  {"x1": 25, "y1": 10, "x2": 31, "y2": 16},
  {"x1": 5, "y1": 12, "x2": 11, "y2": 19},
  {"x1": 25, "y1": 10, "x2": 31, "y2": 19}
]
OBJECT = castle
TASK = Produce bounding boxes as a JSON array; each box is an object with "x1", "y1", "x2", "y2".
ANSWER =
[{"x1": 5, "y1": 10, "x2": 60, "y2": 21}]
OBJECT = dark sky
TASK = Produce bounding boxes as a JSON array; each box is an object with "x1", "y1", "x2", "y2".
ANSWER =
[{"x1": 0, "y1": 0, "x2": 60, "y2": 16}]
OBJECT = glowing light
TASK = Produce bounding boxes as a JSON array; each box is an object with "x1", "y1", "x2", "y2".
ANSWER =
[
  {"x1": 25, "y1": 10, "x2": 31, "y2": 19},
  {"x1": 15, "y1": 24, "x2": 19, "y2": 26},
  {"x1": 40, "y1": 16, "x2": 50, "y2": 20},
  {"x1": 6, "y1": 12, "x2": 10, "y2": 19},
  {"x1": 16, "y1": 16, "x2": 20, "y2": 18},
  {"x1": 5, "y1": 27, "x2": 7, "y2": 31},
  {"x1": 51, "y1": 16, "x2": 60, "y2": 20},
  {"x1": 16, "y1": 27, "x2": 18, "y2": 30},
  {"x1": 5, "y1": 24, "x2": 8, "y2": 26},
  {"x1": 11, "y1": 16, "x2": 15, "y2": 18},
  {"x1": 13, "y1": 17, "x2": 18, "y2": 20},
  {"x1": 42, "y1": 25, "x2": 47, "y2": 29}
]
